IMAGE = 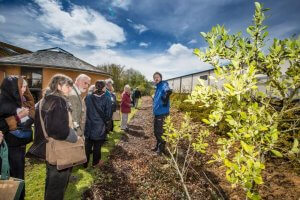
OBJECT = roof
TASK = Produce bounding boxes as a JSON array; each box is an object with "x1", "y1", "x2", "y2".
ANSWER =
[
  {"x1": 166, "y1": 68, "x2": 214, "y2": 81},
  {"x1": 0, "y1": 41, "x2": 32, "y2": 57},
  {"x1": 0, "y1": 47, "x2": 110, "y2": 76}
]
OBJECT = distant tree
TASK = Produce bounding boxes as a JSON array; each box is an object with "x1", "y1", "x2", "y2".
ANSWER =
[
  {"x1": 97, "y1": 64, "x2": 153, "y2": 95},
  {"x1": 97, "y1": 64, "x2": 125, "y2": 92}
]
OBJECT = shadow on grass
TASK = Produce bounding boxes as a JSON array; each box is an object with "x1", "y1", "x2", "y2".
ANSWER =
[{"x1": 65, "y1": 166, "x2": 95, "y2": 200}]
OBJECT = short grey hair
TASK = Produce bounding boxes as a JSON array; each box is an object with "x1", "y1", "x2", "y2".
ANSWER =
[
  {"x1": 105, "y1": 78, "x2": 114, "y2": 85},
  {"x1": 88, "y1": 84, "x2": 95, "y2": 93},
  {"x1": 75, "y1": 74, "x2": 91, "y2": 83}
]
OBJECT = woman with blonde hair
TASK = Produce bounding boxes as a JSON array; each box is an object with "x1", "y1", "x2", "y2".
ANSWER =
[{"x1": 120, "y1": 84, "x2": 131, "y2": 131}]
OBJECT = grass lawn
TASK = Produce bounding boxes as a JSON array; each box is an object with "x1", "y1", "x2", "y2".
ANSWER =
[{"x1": 25, "y1": 102, "x2": 140, "y2": 200}]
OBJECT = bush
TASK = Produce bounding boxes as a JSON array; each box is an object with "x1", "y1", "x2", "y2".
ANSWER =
[{"x1": 169, "y1": 2, "x2": 299, "y2": 199}]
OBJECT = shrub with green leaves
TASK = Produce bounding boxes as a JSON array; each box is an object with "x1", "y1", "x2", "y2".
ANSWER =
[
  {"x1": 163, "y1": 113, "x2": 210, "y2": 200},
  {"x1": 185, "y1": 2, "x2": 299, "y2": 199}
]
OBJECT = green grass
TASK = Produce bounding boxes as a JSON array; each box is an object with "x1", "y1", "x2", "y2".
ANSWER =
[{"x1": 25, "y1": 101, "x2": 140, "y2": 200}]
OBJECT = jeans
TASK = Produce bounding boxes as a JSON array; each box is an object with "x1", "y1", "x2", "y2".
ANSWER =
[
  {"x1": 121, "y1": 113, "x2": 129, "y2": 130},
  {"x1": 45, "y1": 163, "x2": 72, "y2": 200},
  {"x1": 84, "y1": 139, "x2": 105, "y2": 166},
  {"x1": 8, "y1": 145, "x2": 26, "y2": 200}
]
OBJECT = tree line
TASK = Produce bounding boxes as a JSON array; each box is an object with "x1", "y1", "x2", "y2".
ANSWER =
[{"x1": 96, "y1": 64, "x2": 153, "y2": 95}]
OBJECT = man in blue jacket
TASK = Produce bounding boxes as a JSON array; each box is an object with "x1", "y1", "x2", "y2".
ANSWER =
[{"x1": 152, "y1": 72, "x2": 172, "y2": 155}]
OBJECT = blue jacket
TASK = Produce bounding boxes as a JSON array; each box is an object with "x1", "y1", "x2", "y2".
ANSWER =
[
  {"x1": 105, "y1": 89, "x2": 116, "y2": 114},
  {"x1": 84, "y1": 93, "x2": 112, "y2": 140},
  {"x1": 153, "y1": 81, "x2": 171, "y2": 116}
]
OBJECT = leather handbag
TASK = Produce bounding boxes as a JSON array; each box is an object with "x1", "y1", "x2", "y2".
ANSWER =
[{"x1": 39, "y1": 99, "x2": 87, "y2": 170}]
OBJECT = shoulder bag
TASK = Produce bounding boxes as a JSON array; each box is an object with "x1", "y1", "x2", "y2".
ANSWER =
[{"x1": 39, "y1": 98, "x2": 87, "y2": 170}]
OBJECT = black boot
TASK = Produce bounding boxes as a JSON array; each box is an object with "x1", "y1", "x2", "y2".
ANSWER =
[
  {"x1": 151, "y1": 142, "x2": 158, "y2": 152},
  {"x1": 156, "y1": 143, "x2": 166, "y2": 155}
]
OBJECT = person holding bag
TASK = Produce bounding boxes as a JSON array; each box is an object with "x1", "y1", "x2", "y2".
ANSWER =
[
  {"x1": 33, "y1": 74, "x2": 82, "y2": 200},
  {"x1": 0, "y1": 76, "x2": 35, "y2": 200},
  {"x1": 84, "y1": 80, "x2": 112, "y2": 168}
]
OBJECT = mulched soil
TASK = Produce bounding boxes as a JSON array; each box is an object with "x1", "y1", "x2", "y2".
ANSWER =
[
  {"x1": 83, "y1": 96, "x2": 300, "y2": 200},
  {"x1": 83, "y1": 97, "x2": 219, "y2": 200}
]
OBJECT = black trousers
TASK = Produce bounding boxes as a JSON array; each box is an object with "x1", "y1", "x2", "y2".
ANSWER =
[
  {"x1": 45, "y1": 162, "x2": 72, "y2": 200},
  {"x1": 154, "y1": 114, "x2": 168, "y2": 148},
  {"x1": 85, "y1": 139, "x2": 106, "y2": 166},
  {"x1": 8, "y1": 145, "x2": 26, "y2": 200}
]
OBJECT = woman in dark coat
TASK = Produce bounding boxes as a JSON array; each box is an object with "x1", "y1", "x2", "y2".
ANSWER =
[
  {"x1": 0, "y1": 76, "x2": 35, "y2": 200},
  {"x1": 84, "y1": 80, "x2": 111, "y2": 168},
  {"x1": 29, "y1": 74, "x2": 78, "y2": 200}
]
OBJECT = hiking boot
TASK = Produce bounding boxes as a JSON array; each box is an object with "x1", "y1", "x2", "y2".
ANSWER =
[
  {"x1": 156, "y1": 143, "x2": 166, "y2": 155},
  {"x1": 151, "y1": 143, "x2": 158, "y2": 152}
]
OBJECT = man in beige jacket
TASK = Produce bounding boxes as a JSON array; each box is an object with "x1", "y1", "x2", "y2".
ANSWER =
[{"x1": 69, "y1": 74, "x2": 91, "y2": 137}]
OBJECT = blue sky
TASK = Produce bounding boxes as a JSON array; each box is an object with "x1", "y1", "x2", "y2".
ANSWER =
[{"x1": 0, "y1": 0, "x2": 299, "y2": 79}]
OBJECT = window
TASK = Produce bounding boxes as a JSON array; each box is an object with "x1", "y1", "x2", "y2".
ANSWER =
[
  {"x1": 21, "y1": 67, "x2": 43, "y2": 102},
  {"x1": 200, "y1": 75, "x2": 208, "y2": 80},
  {"x1": 21, "y1": 67, "x2": 42, "y2": 89}
]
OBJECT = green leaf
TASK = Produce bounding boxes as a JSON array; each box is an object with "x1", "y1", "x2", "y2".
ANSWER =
[
  {"x1": 200, "y1": 32, "x2": 207, "y2": 38},
  {"x1": 241, "y1": 141, "x2": 254, "y2": 154},
  {"x1": 271, "y1": 150, "x2": 283, "y2": 157},
  {"x1": 255, "y1": 2, "x2": 261, "y2": 11},
  {"x1": 194, "y1": 48, "x2": 201, "y2": 56},
  {"x1": 291, "y1": 139, "x2": 299, "y2": 153},
  {"x1": 254, "y1": 176, "x2": 264, "y2": 184},
  {"x1": 224, "y1": 159, "x2": 232, "y2": 167},
  {"x1": 202, "y1": 119, "x2": 210, "y2": 124},
  {"x1": 262, "y1": 31, "x2": 269, "y2": 38},
  {"x1": 240, "y1": 112, "x2": 247, "y2": 120}
]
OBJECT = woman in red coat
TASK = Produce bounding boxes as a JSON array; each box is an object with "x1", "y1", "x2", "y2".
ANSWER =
[{"x1": 120, "y1": 84, "x2": 131, "y2": 131}]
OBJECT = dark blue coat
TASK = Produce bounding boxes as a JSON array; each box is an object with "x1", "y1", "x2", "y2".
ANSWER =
[
  {"x1": 84, "y1": 93, "x2": 112, "y2": 140},
  {"x1": 153, "y1": 81, "x2": 171, "y2": 116}
]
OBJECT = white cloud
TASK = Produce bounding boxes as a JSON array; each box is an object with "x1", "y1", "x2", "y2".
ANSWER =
[
  {"x1": 127, "y1": 18, "x2": 149, "y2": 34},
  {"x1": 132, "y1": 23, "x2": 149, "y2": 34},
  {"x1": 188, "y1": 39, "x2": 197, "y2": 44},
  {"x1": 77, "y1": 43, "x2": 212, "y2": 80},
  {"x1": 1, "y1": 33, "x2": 50, "y2": 51},
  {"x1": 167, "y1": 43, "x2": 191, "y2": 56},
  {"x1": 112, "y1": 0, "x2": 131, "y2": 10},
  {"x1": 34, "y1": 0, "x2": 125, "y2": 48},
  {"x1": 139, "y1": 42, "x2": 150, "y2": 48},
  {"x1": 0, "y1": 15, "x2": 6, "y2": 23}
]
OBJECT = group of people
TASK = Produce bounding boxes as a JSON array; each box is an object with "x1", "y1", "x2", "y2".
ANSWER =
[{"x1": 0, "y1": 71, "x2": 171, "y2": 200}]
